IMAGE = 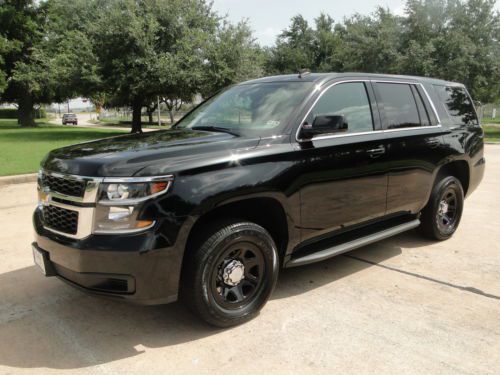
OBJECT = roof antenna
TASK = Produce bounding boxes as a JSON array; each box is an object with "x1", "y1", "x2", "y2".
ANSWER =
[{"x1": 298, "y1": 69, "x2": 311, "y2": 78}]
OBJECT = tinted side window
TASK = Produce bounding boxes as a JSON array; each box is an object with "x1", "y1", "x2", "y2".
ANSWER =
[
  {"x1": 375, "y1": 83, "x2": 421, "y2": 129},
  {"x1": 433, "y1": 85, "x2": 478, "y2": 125},
  {"x1": 411, "y1": 86, "x2": 430, "y2": 126},
  {"x1": 307, "y1": 82, "x2": 374, "y2": 133}
]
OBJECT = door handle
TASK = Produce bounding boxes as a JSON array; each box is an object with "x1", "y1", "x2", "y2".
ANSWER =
[
  {"x1": 427, "y1": 139, "x2": 440, "y2": 148},
  {"x1": 366, "y1": 145, "x2": 386, "y2": 158}
]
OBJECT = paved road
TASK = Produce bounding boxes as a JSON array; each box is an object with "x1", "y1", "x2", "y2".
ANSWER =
[
  {"x1": 50, "y1": 113, "x2": 159, "y2": 132},
  {"x1": 0, "y1": 146, "x2": 499, "y2": 375}
]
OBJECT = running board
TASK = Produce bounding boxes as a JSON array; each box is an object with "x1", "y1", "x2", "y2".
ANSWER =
[{"x1": 286, "y1": 219, "x2": 420, "y2": 268}]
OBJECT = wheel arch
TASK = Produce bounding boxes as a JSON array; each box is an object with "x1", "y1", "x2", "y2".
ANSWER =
[
  {"x1": 435, "y1": 160, "x2": 470, "y2": 196},
  {"x1": 183, "y1": 196, "x2": 292, "y2": 267}
]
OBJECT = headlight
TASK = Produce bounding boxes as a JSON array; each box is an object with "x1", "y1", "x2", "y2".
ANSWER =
[
  {"x1": 93, "y1": 176, "x2": 173, "y2": 233},
  {"x1": 99, "y1": 180, "x2": 172, "y2": 204}
]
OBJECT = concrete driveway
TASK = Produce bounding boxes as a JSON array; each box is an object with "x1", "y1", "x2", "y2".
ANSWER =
[{"x1": 0, "y1": 146, "x2": 499, "y2": 375}]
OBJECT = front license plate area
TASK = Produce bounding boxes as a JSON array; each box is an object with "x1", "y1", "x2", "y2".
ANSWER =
[{"x1": 32, "y1": 245, "x2": 49, "y2": 275}]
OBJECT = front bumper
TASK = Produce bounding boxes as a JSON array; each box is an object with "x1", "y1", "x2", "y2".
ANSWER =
[{"x1": 33, "y1": 208, "x2": 184, "y2": 305}]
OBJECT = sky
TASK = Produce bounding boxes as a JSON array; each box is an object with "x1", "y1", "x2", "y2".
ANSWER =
[
  {"x1": 211, "y1": 0, "x2": 409, "y2": 46},
  {"x1": 212, "y1": 0, "x2": 500, "y2": 46}
]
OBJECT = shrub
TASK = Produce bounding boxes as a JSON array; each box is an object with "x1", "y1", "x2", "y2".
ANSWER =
[
  {"x1": 0, "y1": 108, "x2": 18, "y2": 118},
  {"x1": 0, "y1": 107, "x2": 46, "y2": 119}
]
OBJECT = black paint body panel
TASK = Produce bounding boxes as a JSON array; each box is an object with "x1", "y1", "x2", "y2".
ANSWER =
[{"x1": 33, "y1": 73, "x2": 485, "y2": 304}]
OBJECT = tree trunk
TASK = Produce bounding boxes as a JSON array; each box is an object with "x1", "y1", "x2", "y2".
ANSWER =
[
  {"x1": 169, "y1": 110, "x2": 175, "y2": 124},
  {"x1": 131, "y1": 100, "x2": 143, "y2": 133},
  {"x1": 147, "y1": 111, "x2": 153, "y2": 124},
  {"x1": 18, "y1": 93, "x2": 36, "y2": 127}
]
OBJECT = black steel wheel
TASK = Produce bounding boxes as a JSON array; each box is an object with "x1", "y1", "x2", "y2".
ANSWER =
[
  {"x1": 181, "y1": 220, "x2": 279, "y2": 327},
  {"x1": 210, "y1": 242, "x2": 265, "y2": 310},
  {"x1": 420, "y1": 176, "x2": 464, "y2": 240}
]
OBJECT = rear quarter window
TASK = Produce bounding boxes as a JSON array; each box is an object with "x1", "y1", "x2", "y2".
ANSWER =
[{"x1": 433, "y1": 85, "x2": 478, "y2": 126}]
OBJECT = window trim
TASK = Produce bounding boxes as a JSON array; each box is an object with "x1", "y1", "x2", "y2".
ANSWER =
[
  {"x1": 432, "y1": 84, "x2": 479, "y2": 126},
  {"x1": 410, "y1": 85, "x2": 431, "y2": 127},
  {"x1": 295, "y1": 79, "x2": 441, "y2": 143},
  {"x1": 303, "y1": 80, "x2": 376, "y2": 136}
]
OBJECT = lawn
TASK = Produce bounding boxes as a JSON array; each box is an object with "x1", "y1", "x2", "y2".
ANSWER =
[
  {"x1": 483, "y1": 125, "x2": 500, "y2": 142},
  {"x1": 481, "y1": 117, "x2": 500, "y2": 124},
  {"x1": 96, "y1": 116, "x2": 174, "y2": 129},
  {"x1": 0, "y1": 119, "x2": 126, "y2": 176}
]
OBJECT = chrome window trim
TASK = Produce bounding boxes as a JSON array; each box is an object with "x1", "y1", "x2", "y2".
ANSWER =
[
  {"x1": 307, "y1": 125, "x2": 443, "y2": 142},
  {"x1": 373, "y1": 80, "x2": 442, "y2": 125},
  {"x1": 295, "y1": 79, "x2": 442, "y2": 143}
]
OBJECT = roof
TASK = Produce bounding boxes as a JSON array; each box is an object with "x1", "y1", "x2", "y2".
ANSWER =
[{"x1": 241, "y1": 72, "x2": 459, "y2": 87}]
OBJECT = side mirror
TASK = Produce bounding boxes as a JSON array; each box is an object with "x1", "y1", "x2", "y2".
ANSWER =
[{"x1": 300, "y1": 115, "x2": 348, "y2": 140}]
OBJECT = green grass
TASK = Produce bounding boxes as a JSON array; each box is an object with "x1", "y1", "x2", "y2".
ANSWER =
[
  {"x1": 482, "y1": 117, "x2": 500, "y2": 124},
  {"x1": 0, "y1": 119, "x2": 126, "y2": 176},
  {"x1": 483, "y1": 125, "x2": 500, "y2": 142},
  {"x1": 98, "y1": 117, "x2": 173, "y2": 129}
]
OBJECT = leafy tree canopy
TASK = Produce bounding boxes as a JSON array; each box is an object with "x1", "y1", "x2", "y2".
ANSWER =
[{"x1": 266, "y1": 0, "x2": 500, "y2": 102}]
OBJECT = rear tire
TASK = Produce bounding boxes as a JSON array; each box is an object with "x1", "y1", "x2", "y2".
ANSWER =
[
  {"x1": 181, "y1": 220, "x2": 279, "y2": 327},
  {"x1": 419, "y1": 176, "x2": 464, "y2": 240}
]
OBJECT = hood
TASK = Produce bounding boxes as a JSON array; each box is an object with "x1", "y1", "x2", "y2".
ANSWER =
[{"x1": 42, "y1": 129, "x2": 261, "y2": 177}]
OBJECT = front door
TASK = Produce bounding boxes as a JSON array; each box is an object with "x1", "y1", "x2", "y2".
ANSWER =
[{"x1": 296, "y1": 81, "x2": 389, "y2": 242}]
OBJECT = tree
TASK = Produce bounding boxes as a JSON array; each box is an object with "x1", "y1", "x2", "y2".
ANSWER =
[
  {"x1": 401, "y1": 0, "x2": 500, "y2": 102},
  {"x1": 163, "y1": 98, "x2": 183, "y2": 124},
  {"x1": 0, "y1": 36, "x2": 8, "y2": 94},
  {"x1": 85, "y1": 0, "x2": 219, "y2": 133},
  {"x1": 0, "y1": 0, "x2": 51, "y2": 126},
  {"x1": 265, "y1": 0, "x2": 500, "y2": 103},
  {"x1": 338, "y1": 8, "x2": 403, "y2": 73},
  {"x1": 266, "y1": 15, "x2": 316, "y2": 74},
  {"x1": 201, "y1": 20, "x2": 266, "y2": 96}
]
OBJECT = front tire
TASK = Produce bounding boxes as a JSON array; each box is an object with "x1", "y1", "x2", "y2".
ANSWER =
[
  {"x1": 419, "y1": 176, "x2": 464, "y2": 240},
  {"x1": 181, "y1": 220, "x2": 279, "y2": 327}
]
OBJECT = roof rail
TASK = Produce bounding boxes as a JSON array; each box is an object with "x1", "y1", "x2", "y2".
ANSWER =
[{"x1": 298, "y1": 69, "x2": 311, "y2": 78}]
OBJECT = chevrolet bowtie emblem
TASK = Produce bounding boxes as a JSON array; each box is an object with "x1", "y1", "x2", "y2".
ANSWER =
[{"x1": 39, "y1": 188, "x2": 51, "y2": 206}]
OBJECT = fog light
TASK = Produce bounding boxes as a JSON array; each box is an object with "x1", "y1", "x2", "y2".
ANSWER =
[
  {"x1": 94, "y1": 204, "x2": 154, "y2": 233},
  {"x1": 108, "y1": 206, "x2": 133, "y2": 221}
]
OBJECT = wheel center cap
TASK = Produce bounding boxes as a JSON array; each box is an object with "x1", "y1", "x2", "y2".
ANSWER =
[
  {"x1": 439, "y1": 200, "x2": 449, "y2": 214},
  {"x1": 222, "y1": 260, "x2": 245, "y2": 286}
]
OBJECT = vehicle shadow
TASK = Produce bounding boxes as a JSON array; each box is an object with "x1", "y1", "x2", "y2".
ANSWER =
[{"x1": 0, "y1": 231, "x2": 431, "y2": 370}]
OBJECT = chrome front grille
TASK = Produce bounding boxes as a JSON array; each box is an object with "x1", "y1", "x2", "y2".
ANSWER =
[
  {"x1": 38, "y1": 170, "x2": 102, "y2": 239},
  {"x1": 43, "y1": 205, "x2": 79, "y2": 235},
  {"x1": 41, "y1": 173, "x2": 86, "y2": 197}
]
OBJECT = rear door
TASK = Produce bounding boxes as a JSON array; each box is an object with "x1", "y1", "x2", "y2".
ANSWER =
[
  {"x1": 373, "y1": 81, "x2": 446, "y2": 215},
  {"x1": 297, "y1": 80, "x2": 390, "y2": 242}
]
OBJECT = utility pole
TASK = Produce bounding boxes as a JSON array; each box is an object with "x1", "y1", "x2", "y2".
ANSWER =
[
  {"x1": 157, "y1": 96, "x2": 161, "y2": 126},
  {"x1": 67, "y1": 100, "x2": 70, "y2": 113}
]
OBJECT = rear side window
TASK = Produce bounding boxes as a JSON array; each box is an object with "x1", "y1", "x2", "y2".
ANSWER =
[
  {"x1": 306, "y1": 82, "x2": 374, "y2": 134},
  {"x1": 375, "y1": 83, "x2": 421, "y2": 129},
  {"x1": 433, "y1": 85, "x2": 478, "y2": 125}
]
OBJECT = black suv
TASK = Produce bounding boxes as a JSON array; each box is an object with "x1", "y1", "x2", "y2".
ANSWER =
[{"x1": 32, "y1": 73, "x2": 484, "y2": 327}]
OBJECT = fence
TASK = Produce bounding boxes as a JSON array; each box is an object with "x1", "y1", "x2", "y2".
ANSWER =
[{"x1": 477, "y1": 103, "x2": 499, "y2": 121}]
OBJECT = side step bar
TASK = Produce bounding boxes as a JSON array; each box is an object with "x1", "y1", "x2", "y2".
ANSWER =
[{"x1": 286, "y1": 219, "x2": 421, "y2": 268}]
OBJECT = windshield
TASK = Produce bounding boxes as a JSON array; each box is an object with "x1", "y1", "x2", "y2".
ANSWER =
[{"x1": 175, "y1": 82, "x2": 313, "y2": 134}]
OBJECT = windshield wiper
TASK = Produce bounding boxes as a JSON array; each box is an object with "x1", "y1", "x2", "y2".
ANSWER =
[{"x1": 191, "y1": 125, "x2": 239, "y2": 137}]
